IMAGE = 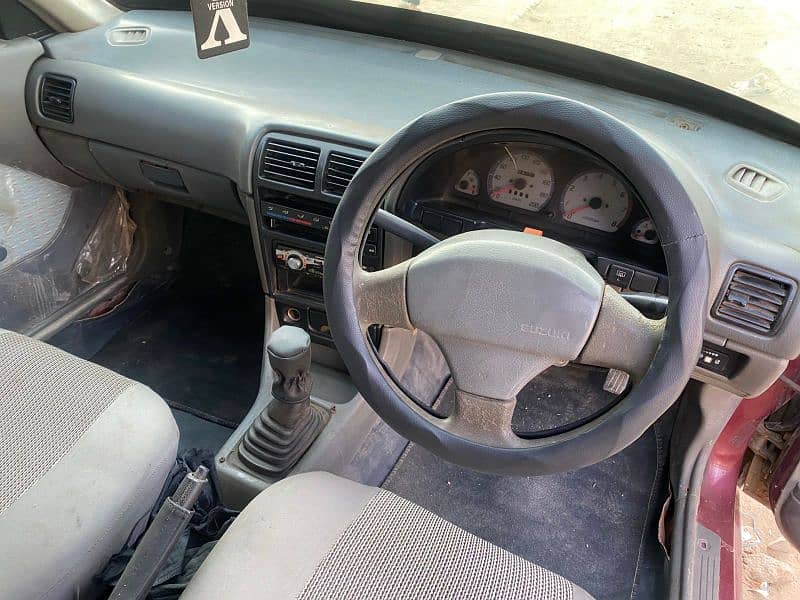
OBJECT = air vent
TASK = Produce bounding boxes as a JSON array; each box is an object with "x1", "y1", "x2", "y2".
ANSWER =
[
  {"x1": 260, "y1": 139, "x2": 320, "y2": 190},
  {"x1": 712, "y1": 264, "x2": 796, "y2": 335},
  {"x1": 107, "y1": 27, "x2": 150, "y2": 46},
  {"x1": 726, "y1": 164, "x2": 786, "y2": 201},
  {"x1": 323, "y1": 152, "x2": 366, "y2": 196},
  {"x1": 39, "y1": 75, "x2": 75, "y2": 123}
]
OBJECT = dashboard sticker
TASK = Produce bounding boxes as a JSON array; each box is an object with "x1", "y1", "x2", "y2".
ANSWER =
[{"x1": 190, "y1": 0, "x2": 250, "y2": 59}]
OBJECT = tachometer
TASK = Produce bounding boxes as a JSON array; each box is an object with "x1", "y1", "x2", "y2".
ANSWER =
[
  {"x1": 561, "y1": 171, "x2": 632, "y2": 232},
  {"x1": 487, "y1": 149, "x2": 554, "y2": 212}
]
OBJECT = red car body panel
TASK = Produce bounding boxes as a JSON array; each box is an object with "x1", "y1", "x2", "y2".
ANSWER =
[{"x1": 696, "y1": 358, "x2": 800, "y2": 600}]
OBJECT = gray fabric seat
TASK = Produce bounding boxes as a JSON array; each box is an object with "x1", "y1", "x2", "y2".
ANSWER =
[
  {"x1": 183, "y1": 471, "x2": 594, "y2": 599},
  {"x1": 0, "y1": 329, "x2": 179, "y2": 599}
]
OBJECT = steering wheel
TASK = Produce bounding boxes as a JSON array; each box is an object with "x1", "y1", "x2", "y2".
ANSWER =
[{"x1": 324, "y1": 93, "x2": 709, "y2": 475}]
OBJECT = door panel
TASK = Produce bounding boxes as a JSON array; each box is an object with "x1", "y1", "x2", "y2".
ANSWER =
[
  {"x1": 767, "y1": 362, "x2": 800, "y2": 551},
  {"x1": 770, "y1": 413, "x2": 800, "y2": 550}
]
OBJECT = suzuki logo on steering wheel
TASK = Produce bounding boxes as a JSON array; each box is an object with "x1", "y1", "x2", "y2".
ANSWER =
[{"x1": 520, "y1": 323, "x2": 571, "y2": 341}]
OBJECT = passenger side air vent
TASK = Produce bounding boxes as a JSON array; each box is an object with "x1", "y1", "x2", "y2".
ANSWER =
[
  {"x1": 260, "y1": 139, "x2": 320, "y2": 190},
  {"x1": 712, "y1": 264, "x2": 796, "y2": 335},
  {"x1": 39, "y1": 74, "x2": 75, "y2": 123},
  {"x1": 323, "y1": 152, "x2": 366, "y2": 196},
  {"x1": 726, "y1": 164, "x2": 786, "y2": 201}
]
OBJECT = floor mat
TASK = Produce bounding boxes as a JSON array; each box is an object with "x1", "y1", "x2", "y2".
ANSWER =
[
  {"x1": 383, "y1": 426, "x2": 667, "y2": 600},
  {"x1": 92, "y1": 212, "x2": 264, "y2": 427},
  {"x1": 173, "y1": 410, "x2": 233, "y2": 454}
]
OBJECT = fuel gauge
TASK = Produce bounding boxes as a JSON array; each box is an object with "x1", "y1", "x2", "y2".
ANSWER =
[
  {"x1": 455, "y1": 169, "x2": 480, "y2": 196},
  {"x1": 631, "y1": 218, "x2": 659, "y2": 245}
]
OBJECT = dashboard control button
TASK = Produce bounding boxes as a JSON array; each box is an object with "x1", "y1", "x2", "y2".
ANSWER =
[
  {"x1": 697, "y1": 344, "x2": 734, "y2": 377},
  {"x1": 441, "y1": 217, "x2": 462, "y2": 236},
  {"x1": 630, "y1": 271, "x2": 658, "y2": 293},
  {"x1": 460, "y1": 218, "x2": 476, "y2": 232},
  {"x1": 472, "y1": 220, "x2": 495, "y2": 230},
  {"x1": 607, "y1": 264, "x2": 635, "y2": 288},
  {"x1": 421, "y1": 211, "x2": 441, "y2": 230},
  {"x1": 286, "y1": 254, "x2": 304, "y2": 271},
  {"x1": 364, "y1": 243, "x2": 378, "y2": 257},
  {"x1": 596, "y1": 257, "x2": 612, "y2": 277}
]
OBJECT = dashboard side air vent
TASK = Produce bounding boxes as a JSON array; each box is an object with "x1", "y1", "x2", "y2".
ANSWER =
[
  {"x1": 712, "y1": 264, "x2": 796, "y2": 335},
  {"x1": 726, "y1": 164, "x2": 786, "y2": 201},
  {"x1": 39, "y1": 74, "x2": 76, "y2": 123},
  {"x1": 323, "y1": 152, "x2": 366, "y2": 196},
  {"x1": 260, "y1": 139, "x2": 320, "y2": 190}
]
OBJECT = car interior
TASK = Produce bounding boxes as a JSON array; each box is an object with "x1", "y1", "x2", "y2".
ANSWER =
[{"x1": 1, "y1": 1, "x2": 800, "y2": 599}]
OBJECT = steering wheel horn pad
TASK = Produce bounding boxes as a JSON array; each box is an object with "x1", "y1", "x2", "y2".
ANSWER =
[
  {"x1": 403, "y1": 230, "x2": 604, "y2": 400},
  {"x1": 324, "y1": 92, "x2": 709, "y2": 475}
]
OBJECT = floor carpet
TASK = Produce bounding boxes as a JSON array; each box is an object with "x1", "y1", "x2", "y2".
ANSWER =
[
  {"x1": 91, "y1": 212, "x2": 265, "y2": 427},
  {"x1": 383, "y1": 423, "x2": 668, "y2": 600}
]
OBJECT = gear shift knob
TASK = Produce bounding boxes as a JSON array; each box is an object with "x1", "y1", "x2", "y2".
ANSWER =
[
  {"x1": 238, "y1": 325, "x2": 330, "y2": 478},
  {"x1": 267, "y1": 325, "x2": 312, "y2": 406}
]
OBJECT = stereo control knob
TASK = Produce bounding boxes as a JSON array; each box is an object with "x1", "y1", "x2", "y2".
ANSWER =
[{"x1": 286, "y1": 253, "x2": 305, "y2": 271}]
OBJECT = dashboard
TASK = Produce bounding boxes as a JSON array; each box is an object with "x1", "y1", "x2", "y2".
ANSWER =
[
  {"x1": 396, "y1": 133, "x2": 667, "y2": 294},
  {"x1": 16, "y1": 9, "x2": 800, "y2": 399}
]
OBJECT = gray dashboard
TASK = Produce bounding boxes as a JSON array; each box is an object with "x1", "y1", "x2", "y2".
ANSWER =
[{"x1": 24, "y1": 9, "x2": 800, "y2": 396}]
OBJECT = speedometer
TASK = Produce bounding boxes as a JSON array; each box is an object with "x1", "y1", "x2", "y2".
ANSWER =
[
  {"x1": 561, "y1": 171, "x2": 632, "y2": 232},
  {"x1": 487, "y1": 149, "x2": 554, "y2": 212}
]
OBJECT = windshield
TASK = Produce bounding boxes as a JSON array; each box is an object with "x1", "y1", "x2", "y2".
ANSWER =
[
  {"x1": 115, "y1": 0, "x2": 799, "y2": 124},
  {"x1": 357, "y1": 0, "x2": 799, "y2": 124}
]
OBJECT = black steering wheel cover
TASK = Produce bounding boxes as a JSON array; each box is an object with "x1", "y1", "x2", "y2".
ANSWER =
[{"x1": 324, "y1": 92, "x2": 709, "y2": 475}]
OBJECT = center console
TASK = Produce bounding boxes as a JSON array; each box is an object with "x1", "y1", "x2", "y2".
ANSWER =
[
  {"x1": 253, "y1": 133, "x2": 381, "y2": 346},
  {"x1": 215, "y1": 132, "x2": 392, "y2": 507}
]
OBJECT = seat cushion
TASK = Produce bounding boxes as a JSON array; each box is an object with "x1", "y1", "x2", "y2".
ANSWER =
[
  {"x1": 182, "y1": 472, "x2": 593, "y2": 599},
  {"x1": 0, "y1": 330, "x2": 179, "y2": 599}
]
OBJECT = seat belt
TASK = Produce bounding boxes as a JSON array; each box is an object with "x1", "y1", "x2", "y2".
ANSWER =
[{"x1": 110, "y1": 466, "x2": 209, "y2": 600}]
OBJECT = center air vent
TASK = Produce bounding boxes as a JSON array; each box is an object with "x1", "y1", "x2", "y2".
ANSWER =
[
  {"x1": 323, "y1": 152, "x2": 366, "y2": 196},
  {"x1": 39, "y1": 74, "x2": 75, "y2": 123},
  {"x1": 712, "y1": 264, "x2": 796, "y2": 335},
  {"x1": 260, "y1": 139, "x2": 320, "y2": 190}
]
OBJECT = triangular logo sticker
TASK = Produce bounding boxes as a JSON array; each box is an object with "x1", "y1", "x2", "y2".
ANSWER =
[{"x1": 190, "y1": 0, "x2": 250, "y2": 59}]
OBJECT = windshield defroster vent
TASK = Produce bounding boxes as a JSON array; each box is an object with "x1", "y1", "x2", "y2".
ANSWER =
[
  {"x1": 726, "y1": 164, "x2": 786, "y2": 201},
  {"x1": 260, "y1": 139, "x2": 320, "y2": 190},
  {"x1": 39, "y1": 74, "x2": 76, "y2": 123},
  {"x1": 323, "y1": 152, "x2": 366, "y2": 196},
  {"x1": 712, "y1": 264, "x2": 796, "y2": 335}
]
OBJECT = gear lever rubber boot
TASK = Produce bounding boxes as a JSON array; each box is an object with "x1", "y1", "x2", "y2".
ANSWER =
[{"x1": 238, "y1": 326, "x2": 330, "y2": 478}]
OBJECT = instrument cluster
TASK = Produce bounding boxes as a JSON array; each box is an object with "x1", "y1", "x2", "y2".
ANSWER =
[
  {"x1": 449, "y1": 141, "x2": 656, "y2": 242},
  {"x1": 396, "y1": 133, "x2": 666, "y2": 275}
]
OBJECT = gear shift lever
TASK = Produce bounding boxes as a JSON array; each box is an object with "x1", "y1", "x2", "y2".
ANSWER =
[{"x1": 238, "y1": 326, "x2": 330, "y2": 478}]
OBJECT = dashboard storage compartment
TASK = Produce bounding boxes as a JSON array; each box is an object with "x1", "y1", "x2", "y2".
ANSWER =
[{"x1": 87, "y1": 141, "x2": 243, "y2": 220}]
